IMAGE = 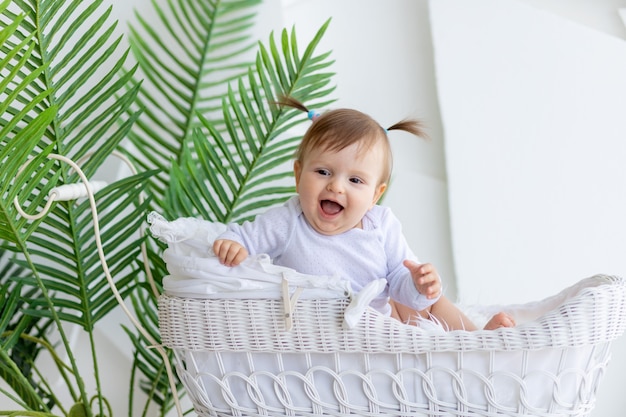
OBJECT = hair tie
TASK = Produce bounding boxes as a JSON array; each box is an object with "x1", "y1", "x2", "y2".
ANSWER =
[{"x1": 307, "y1": 110, "x2": 321, "y2": 121}]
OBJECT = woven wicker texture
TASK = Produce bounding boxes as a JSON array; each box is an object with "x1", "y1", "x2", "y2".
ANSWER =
[{"x1": 159, "y1": 274, "x2": 626, "y2": 416}]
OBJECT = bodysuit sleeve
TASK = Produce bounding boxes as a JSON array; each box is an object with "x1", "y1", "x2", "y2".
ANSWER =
[
  {"x1": 216, "y1": 198, "x2": 298, "y2": 259},
  {"x1": 380, "y1": 208, "x2": 442, "y2": 312}
]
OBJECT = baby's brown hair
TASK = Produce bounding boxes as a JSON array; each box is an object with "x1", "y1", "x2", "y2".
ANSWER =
[{"x1": 279, "y1": 96, "x2": 427, "y2": 185}]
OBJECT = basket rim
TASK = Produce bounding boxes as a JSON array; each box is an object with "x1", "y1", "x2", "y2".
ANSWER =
[{"x1": 158, "y1": 274, "x2": 626, "y2": 353}]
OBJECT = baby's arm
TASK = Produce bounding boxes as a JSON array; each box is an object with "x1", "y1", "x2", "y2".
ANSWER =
[
  {"x1": 213, "y1": 239, "x2": 248, "y2": 267},
  {"x1": 403, "y1": 260, "x2": 441, "y2": 300}
]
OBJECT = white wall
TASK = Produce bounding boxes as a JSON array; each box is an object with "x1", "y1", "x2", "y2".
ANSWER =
[
  {"x1": 428, "y1": 1, "x2": 626, "y2": 416},
  {"x1": 3, "y1": 1, "x2": 625, "y2": 416},
  {"x1": 432, "y1": 0, "x2": 626, "y2": 304}
]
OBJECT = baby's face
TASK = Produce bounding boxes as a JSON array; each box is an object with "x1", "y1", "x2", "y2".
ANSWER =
[{"x1": 294, "y1": 141, "x2": 387, "y2": 235}]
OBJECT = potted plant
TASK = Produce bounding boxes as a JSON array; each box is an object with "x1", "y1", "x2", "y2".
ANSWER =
[{"x1": 0, "y1": 0, "x2": 334, "y2": 415}]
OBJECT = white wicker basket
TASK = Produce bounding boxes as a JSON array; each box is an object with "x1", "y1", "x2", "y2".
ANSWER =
[{"x1": 158, "y1": 274, "x2": 626, "y2": 417}]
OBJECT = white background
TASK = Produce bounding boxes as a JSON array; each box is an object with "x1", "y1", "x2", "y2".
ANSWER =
[{"x1": 2, "y1": 0, "x2": 625, "y2": 415}]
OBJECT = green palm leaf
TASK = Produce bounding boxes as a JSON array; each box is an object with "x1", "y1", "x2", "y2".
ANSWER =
[
  {"x1": 1, "y1": 0, "x2": 145, "y2": 331},
  {"x1": 1, "y1": 1, "x2": 139, "y2": 169},
  {"x1": 17, "y1": 173, "x2": 153, "y2": 330},
  {"x1": 1, "y1": 1, "x2": 151, "y2": 415},
  {"x1": 167, "y1": 20, "x2": 336, "y2": 222},
  {"x1": 1, "y1": 0, "x2": 144, "y2": 320},
  {"x1": 0, "y1": 274, "x2": 50, "y2": 410},
  {"x1": 124, "y1": 0, "x2": 262, "y2": 207},
  {"x1": 0, "y1": 1, "x2": 56, "y2": 245},
  {"x1": 0, "y1": 2, "x2": 57, "y2": 410}
]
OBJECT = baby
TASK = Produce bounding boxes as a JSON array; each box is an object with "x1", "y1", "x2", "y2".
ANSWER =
[{"x1": 213, "y1": 96, "x2": 514, "y2": 331}]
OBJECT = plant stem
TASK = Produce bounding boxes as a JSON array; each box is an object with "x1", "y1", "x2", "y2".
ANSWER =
[
  {"x1": 87, "y1": 329, "x2": 104, "y2": 416},
  {"x1": 2, "y1": 331, "x2": 75, "y2": 412},
  {"x1": 0, "y1": 349, "x2": 48, "y2": 411},
  {"x1": 20, "y1": 249, "x2": 92, "y2": 416}
]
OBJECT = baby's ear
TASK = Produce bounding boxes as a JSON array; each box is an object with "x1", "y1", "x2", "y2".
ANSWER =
[
  {"x1": 372, "y1": 183, "x2": 387, "y2": 207},
  {"x1": 293, "y1": 160, "x2": 302, "y2": 191}
]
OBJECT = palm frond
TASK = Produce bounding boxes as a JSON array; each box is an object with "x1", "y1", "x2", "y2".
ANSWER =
[
  {"x1": 0, "y1": 254, "x2": 52, "y2": 411},
  {"x1": 0, "y1": 2, "x2": 56, "y2": 246},
  {"x1": 1, "y1": 3, "x2": 149, "y2": 412},
  {"x1": 167, "y1": 19, "x2": 336, "y2": 222},
  {"x1": 123, "y1": 0, "x2": 263, "y2": 206},
  {"x1": 18, "y1": 172, "x2": 154, "y2": 331},
  {"x1": 2, "y1": 0, "x2": 143, "y2": 244},
  {"x1": 1, "y1": 1, "x2": 138, "y2": 170},
  {"x1": 2, "y1": 0, "x2": 146, "y2": 319}
]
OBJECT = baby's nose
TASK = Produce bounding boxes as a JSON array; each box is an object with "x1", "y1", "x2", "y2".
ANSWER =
[{"x1": 326, "y1": 179, "x2": 344, "y2": 193}]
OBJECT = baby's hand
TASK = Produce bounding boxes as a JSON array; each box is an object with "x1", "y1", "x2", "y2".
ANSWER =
[
  {"x1": 213, "y1": 239, "x2": 248, "y2": 267},
  {"x1": 404, "y1": 260, "x2": 441, "y2": 300}
]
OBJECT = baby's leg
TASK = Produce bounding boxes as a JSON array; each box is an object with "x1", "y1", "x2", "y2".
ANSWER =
[
  {"x1": 390, "y1": 298, "x2": 516, "y2": 331},
  {"x1": 390, "y1": 299, "x2": 418, "y2": 324},
  {"x1": 427, "y1": 295, "x2": 478, "y2": 331},
  {"x1": 390, "y1": 296, "x2": 478, "y2": 331},
  {"x1": 483, "y1": 312, "x2": 516, "y2": 330}
]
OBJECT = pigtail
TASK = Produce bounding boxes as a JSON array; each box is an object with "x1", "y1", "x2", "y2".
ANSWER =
[
  {"x1": 276, "y1": 95, "x2": 322, "y2": 121},
  {"x1": 276, "y1": 95, "x2": 309, "y2": 113},
  {"x1": 387, "y1": 119, "x2": 429, "y2": 139}
]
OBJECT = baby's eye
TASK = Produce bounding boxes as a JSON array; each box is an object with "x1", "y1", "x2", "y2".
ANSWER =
[
  {"x1": 349, "y1": 177, "x2": 364, "y2": 184},
  {"x1": 315, "y1": 169, "x2": 331, "y2": 176}
]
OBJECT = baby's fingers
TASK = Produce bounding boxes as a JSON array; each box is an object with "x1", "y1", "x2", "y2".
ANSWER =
[
  {"x1": 212, "y1": 239, "x2": 229, "y2": 260},
  {"x1": 404, "y1": 261, "x2": 442, "y2": 299},
  {"x1": 224, "y1": 248, "x2": 246, "y2": 266},
  {"x1": 420, "y1": 277, "x2": 441, "y2": 299},
  {"x1": 213, "y1": 240, "x2": 247, "y2": 266},
  {"x1": 404, "y1": 261, "x2": 436, "y2": 279}
]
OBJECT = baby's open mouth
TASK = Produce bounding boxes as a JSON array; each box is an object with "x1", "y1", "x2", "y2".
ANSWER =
[{"x1": 321, "y1": 199, "x2": 343, "y2": 215}]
